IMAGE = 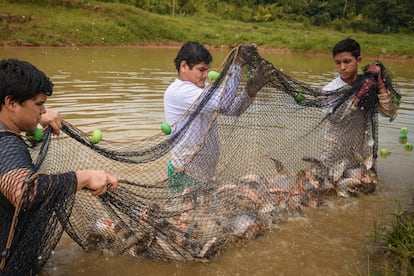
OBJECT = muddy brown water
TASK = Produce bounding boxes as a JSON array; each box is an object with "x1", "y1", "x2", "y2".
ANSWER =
[{"x1": 1, "y1": 47, "x2": 413, "y2": 275}]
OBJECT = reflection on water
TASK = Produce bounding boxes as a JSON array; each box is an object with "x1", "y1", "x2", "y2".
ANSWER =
[{"x1": 1, "y1": 47, "x2": 413, "y2": 275}]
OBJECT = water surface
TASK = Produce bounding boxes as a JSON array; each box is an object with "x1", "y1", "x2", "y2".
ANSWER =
[{"x1": 1, "y1": 46, "x2": 413, "y2": 275}]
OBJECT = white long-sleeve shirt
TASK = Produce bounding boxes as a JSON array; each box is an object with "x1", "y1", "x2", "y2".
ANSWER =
[
  {"x1": 322, "y1": 76, "x2": 347, "y2": 92},
  {"x1": 164, "y1": 65, "x2": 254, "y2": 182}
]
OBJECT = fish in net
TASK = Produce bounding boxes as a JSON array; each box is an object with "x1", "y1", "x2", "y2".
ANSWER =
[{"x1": 2, "y1": 46, "x2": 401, "y2": 271}]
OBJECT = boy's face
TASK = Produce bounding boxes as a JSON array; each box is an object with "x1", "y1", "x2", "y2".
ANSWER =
[
  {"x1": 13, "y1": 93, "x2": 47, "y2": 132},
  {"x1": 333, "y1": 51, "x2": 361, "y2": 84},
  {"x1": 179, "y1": 61, "x2": 210, "y2": 89}
]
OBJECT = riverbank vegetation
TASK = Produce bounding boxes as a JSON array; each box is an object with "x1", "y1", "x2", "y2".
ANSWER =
[
  {"x1": 370, "y1": 207, "x2": 414, "y2": 274},
  {"x1": 110, "y1": 0, "x2": 414, "y2": 34},
  {"x1": 1, "y1": 0, "x2": 413, "y2": 58}
]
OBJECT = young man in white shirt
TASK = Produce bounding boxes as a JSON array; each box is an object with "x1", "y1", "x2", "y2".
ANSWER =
[
  {"x1": 321, "y1": 38, "x2": 399, "y2": 183},
  {"x1": 164, "y1": 42, "x2": 268, "y2": 191}
]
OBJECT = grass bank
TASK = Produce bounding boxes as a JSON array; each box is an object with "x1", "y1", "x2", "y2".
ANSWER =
[
  {"x1": 370, "y1": 207, "x2": 414, "y2": 274},
  {"x1": 0, "y1": 1, "x2": 413, "y2": 59}
]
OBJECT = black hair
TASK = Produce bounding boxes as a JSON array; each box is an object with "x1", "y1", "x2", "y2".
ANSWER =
[
  {"x1": 332, "y1": 38, "x2": 361, "y2": 58},
  {"x1": 0, "y1": 59, "x2": 53, "y2": 107},
  {"x1": 174, "y1": 41, "x2": 213, "y2": 72}
]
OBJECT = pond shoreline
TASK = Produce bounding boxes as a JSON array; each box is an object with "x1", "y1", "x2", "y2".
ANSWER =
[{"x1": 1, "y1": 44, "x2": 411, "y2": 62}]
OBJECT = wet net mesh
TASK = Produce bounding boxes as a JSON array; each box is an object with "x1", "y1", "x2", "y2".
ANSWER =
[{"x1": 2, "y1": 46, "x2": 401, "y2": 271}]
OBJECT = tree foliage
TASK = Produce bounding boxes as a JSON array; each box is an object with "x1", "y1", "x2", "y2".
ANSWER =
[{"x1": 10, "y1": 0, "x2": 414, "y2": 33}]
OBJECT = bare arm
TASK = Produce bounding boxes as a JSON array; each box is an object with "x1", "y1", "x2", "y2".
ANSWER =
[{"x1": 1, "y1": 169, "x2": 118, "y2": 207}]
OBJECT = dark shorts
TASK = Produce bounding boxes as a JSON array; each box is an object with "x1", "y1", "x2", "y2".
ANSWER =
[{"x1": 167, "y1": 161, "x2": 198, "y2": 193}]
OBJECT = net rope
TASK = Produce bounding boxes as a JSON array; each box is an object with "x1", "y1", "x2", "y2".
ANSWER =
[{"x1": 5, "y1": 47, "x2": 401, "y2": 268}]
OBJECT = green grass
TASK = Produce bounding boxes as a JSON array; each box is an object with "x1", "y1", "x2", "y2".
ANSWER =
[
  {"x1": 0, "y1": 1, "x2": 413, "y2": 58},
  {"x1": 370, "y1": 206, "x2": 414, "y2": 275}
]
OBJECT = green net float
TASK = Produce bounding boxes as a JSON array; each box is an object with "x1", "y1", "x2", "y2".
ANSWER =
[
  {"x1": 295, "y1": 93, "x2": 305, "y2": 102},
  {"x1": 400, "y1": 133, "x2": 408, "y2": 140},
  {"x1": 90, "y1": 129, "x2": 103, "y2": 144},
  {"x1": 392, "y1": 96, "x2": 402, "y2": 104},
  {"x1": 161, "y1": 122, "x2": 171, "y2": 135},
  {"x1": 399, "y1": 133, "x2": 407, "y2": 144},
  {"x1": 26, "y1": 128, "x2": 43, "y2": 142},
  {"x1": 400, "y1": 127, "x2": 408, "y2": 135},
  {"x1": 404, "y1": 142, "x2": 413, "y2": 151},
  {"x1": 380, "y1": 148, "x2": 390, "y2": 157},
  {"x1": 208, "y1": 70, "x2": 220, "y2": 81}
]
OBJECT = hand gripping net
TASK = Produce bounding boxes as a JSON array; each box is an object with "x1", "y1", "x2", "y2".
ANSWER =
[{"x1": 22, "y1": 47, "x2": 401, "y2": 264}]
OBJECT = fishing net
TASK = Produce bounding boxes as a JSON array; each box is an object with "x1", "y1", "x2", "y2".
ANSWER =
[{"x1": 5, "y1": 46, "x2": 401, "y2": 269}]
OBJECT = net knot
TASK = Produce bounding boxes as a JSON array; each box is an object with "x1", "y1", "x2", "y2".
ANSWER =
[{"x1": 1, "y1": 249, "x2": 9, "y2": 258}]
